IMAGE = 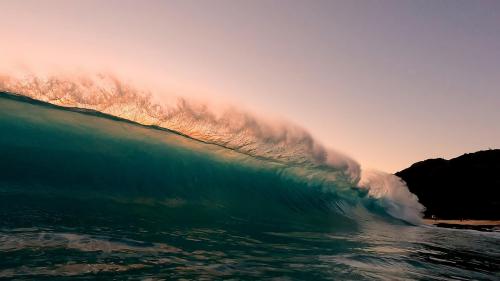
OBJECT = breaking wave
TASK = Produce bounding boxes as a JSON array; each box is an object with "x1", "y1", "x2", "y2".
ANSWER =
[{"x1": 0, "y1": 72, "x2": 424, "y2": 224}]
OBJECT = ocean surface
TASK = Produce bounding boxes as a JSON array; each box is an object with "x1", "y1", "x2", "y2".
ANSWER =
[{"x1": 0, "y1": 92, "x2": 499, "y2": 280}]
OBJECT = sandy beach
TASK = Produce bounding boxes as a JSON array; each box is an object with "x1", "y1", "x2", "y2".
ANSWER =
[{"x1": 424, "y1": 219, "x2": 500, "y2": 226}]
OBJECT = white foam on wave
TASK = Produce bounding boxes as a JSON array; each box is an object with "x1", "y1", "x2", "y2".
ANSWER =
[{"x1": 358, "y1": 170, "x2": 425, "y2": 224}]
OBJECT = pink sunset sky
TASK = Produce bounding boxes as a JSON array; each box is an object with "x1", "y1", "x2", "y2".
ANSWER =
[{"x1": 1, "y1": 0, "x2": 499, "y2": 172}]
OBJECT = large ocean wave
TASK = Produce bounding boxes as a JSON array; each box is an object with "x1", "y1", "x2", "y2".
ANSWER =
[{"x1": 0, "y1": 72, "x2": 424, "y2": 224}]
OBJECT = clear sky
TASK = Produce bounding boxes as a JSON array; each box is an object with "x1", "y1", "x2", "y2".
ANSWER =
[{"x1": 1, "y1": 0, "x2": 499, "y2": 172}]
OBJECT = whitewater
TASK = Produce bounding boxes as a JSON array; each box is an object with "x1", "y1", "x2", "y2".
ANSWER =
[{"x1": 0, "y1": 73, "x2": 498, "y2": 280}]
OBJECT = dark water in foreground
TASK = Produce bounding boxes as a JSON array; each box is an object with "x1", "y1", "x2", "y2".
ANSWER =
[
  {"x1": 0, "y1": 93, "x2": 499, "y2": 280},
  {"x1": 1, "y1": 222, "x2": 498, "y2": 280}
]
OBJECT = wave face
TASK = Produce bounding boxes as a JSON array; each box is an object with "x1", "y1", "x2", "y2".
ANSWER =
[{"x1": 0, "y1": 91, "x2": 498, "y2": 280}]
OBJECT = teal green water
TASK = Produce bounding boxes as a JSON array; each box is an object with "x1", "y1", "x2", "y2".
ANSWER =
[{"x1": 0, "y1": 93, "x2": 498, "y2": 280}]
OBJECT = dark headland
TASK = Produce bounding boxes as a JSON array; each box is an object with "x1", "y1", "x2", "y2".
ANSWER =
[{"x1": 396, "y1": 149, "x2": 500, "y2": 225}]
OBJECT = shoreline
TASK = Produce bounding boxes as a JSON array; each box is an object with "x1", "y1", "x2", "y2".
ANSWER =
[
  {"x1": 424, "y1": 219, "x2": 500, "y2": 226},
  {"x1": 423, "y1": 219, "x2": 500, "y2": 232}
]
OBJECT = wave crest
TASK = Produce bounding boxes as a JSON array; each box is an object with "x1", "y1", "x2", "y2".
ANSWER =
[{"x1": 0, "y1": 73, "x2": 358, "y2": 178}]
